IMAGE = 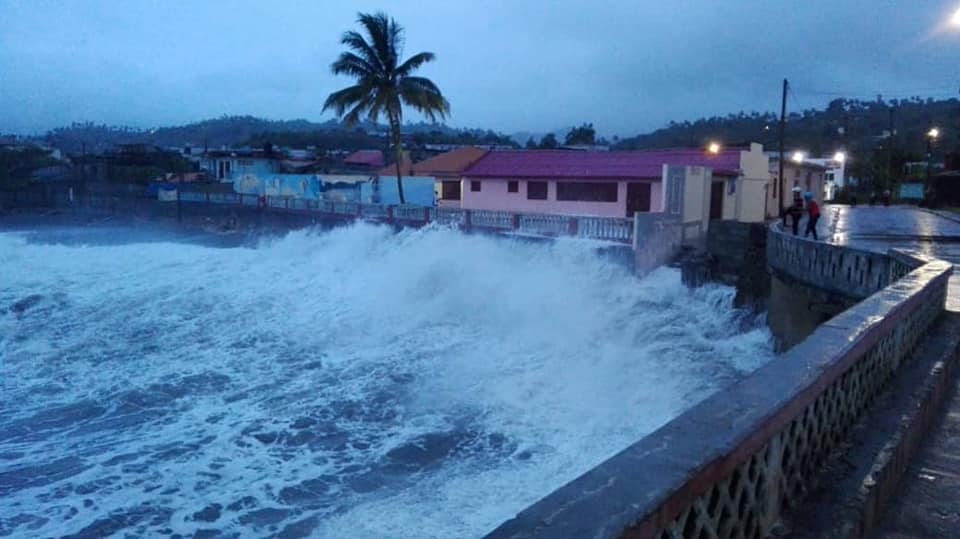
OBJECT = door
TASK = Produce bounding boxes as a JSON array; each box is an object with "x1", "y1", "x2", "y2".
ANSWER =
[
  {"x1": 625, "y1": 182, "x2": 651, "y2": 217},
  {"x1": 709, "y1": 181, "x2": 724, "y2": 220}
]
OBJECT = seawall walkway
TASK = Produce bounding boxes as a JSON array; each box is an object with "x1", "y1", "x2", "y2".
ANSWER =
[{"x1": 820, "y1": 205, "x2": 960, "y2": 537}]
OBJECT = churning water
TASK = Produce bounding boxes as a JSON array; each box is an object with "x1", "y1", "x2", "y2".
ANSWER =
[{"x1": 0, "y1": 223, "x2": 773, "y2": 538}]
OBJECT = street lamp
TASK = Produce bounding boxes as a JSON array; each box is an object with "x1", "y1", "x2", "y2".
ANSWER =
[
  {"x1": 707, "y1": 141, "x2": 721, "y2": 154},
  {"x1": 833, "y1": 151, "x2": 846, "y2": 164},
  {"x1": 791, "y1": 151, "x2": 805, "y2": 163},
  {"x1": 926, "y1": 127, "x2": 941, "y2": 203}
]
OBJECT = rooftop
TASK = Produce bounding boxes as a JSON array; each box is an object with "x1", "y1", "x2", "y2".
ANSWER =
[
  {"x1": 413, "y1": 147, "x2": 489, "y2": 176},
  {"x1": 463, "y1": 149, "x2": 742, "y2": 179},
  {"x1": 343, "y1": 150, "x2": 384, "y2": 167}
]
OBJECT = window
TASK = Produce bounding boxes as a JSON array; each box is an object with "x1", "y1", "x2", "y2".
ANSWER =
[
  {"x1": 507, "y1": 180, "x2": 518, "y2": 193},
  {"x1": 527, "y1": 181, "x2": 548, "y2": 200},
  {"x1": 441, "y1": 181, "x2": 461, "y2": 200},
  {"x1": 556, "y1": 182, "x2": 618, "y2": 202},
  {"x1": 727, "y1": 179, "x2": 736, "y2": 195},
  {"x1": 471, "y1": 180, "x2": 481, "y2": 192}
]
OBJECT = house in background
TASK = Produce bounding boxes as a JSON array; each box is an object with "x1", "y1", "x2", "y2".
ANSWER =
[
  {"x1": 342, "y1": 150, "x2": 384, "y2": 172},
  {"x1": 455, "y1": 144, "x2": 769, "y2": 221},
  {"x1": 409, "y1": 147, "x2": 490, "y2": 207},
  {"x1": 805, "y1": 155, "x2": 847, "y2": 200},
  {"x1": 767, "y1": 154, "x2": 827, "y2": 218},
  {"x1": 200, "y1": 149, "x2": 279, "y2": 182}
]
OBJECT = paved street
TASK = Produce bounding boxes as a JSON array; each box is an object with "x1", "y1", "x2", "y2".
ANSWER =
[
  {"x1": 822, "y1": 205, "x2": 960, "y2": 310},
  {"x1": 809, "y1": 205, "x2": 960, "y2": 538}
]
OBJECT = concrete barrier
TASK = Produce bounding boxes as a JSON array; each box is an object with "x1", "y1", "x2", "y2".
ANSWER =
[{"x1": 486, "y1": 223, "x2": 950, "y2": 538}]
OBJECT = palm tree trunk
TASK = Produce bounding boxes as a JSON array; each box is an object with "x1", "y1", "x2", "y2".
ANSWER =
[{"x1": 389, "y1": 113, "x2": 406, "y2": 205}]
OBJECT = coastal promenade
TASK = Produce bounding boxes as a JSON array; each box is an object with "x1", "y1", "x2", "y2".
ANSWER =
[{"x1": 822, "y1": 206, "x2": 960, "y2": 537}]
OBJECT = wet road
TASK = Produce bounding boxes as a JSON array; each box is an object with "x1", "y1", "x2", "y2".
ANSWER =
[{"x1": 822, "y1": 205, "x2": 960, "y2": 309}]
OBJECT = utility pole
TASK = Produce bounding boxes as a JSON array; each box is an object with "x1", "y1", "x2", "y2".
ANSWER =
[
  {"x1": 778, "y1": 78, "x2": 788, "y2": 219},
  {"x1": 886, "y1": 105, "x2": 895, "y2": 192}
]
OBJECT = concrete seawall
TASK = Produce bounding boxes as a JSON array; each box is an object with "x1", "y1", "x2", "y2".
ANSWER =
[{"x1": 486, "y1": 222, "x2": 950, "y2": 538}]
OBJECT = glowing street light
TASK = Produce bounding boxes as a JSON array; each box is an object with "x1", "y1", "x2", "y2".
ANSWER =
[
  {"x1": 833, "y1": 151, "x2": 846, "y2": 164},
  {"x1": 928, "y1": 127, "x2": 941, "y2": 139},
  {"x1": 707, "y1": 141, "x2": 721, "y2": 154},
  {"x1": 791, "y1": 151, "x2": 805, "y2": 163}
]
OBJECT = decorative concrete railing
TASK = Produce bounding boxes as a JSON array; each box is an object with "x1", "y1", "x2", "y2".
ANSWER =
[
  {"x1": 487, "y1": 224, "x2": 950, "y2": 539},
  {"x1": 430, "y1": 207, "x2": 468, "y2": 226},
  {"x1": 579, "y1": 216, "x2": 634, "y2": 242},
  {"x1": 471, "y1": 209, "x2": 516, "y2": 230},
  {"x1": 767, "y1": 226, "x2": 915, "y2": 299},
  {"x1": 519, "y1": 213, "x2": 573, "y2": 237},
  {"x1": 3, "y1": 186, "x2": 640, "y2": 245}
]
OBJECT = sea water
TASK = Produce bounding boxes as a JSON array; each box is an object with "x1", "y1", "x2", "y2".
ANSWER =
[{"x1": 0, "y1": 223, "x2": 774, "y2": 538}]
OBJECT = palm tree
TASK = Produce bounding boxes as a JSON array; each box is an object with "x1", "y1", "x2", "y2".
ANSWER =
[{"x1": 323, "y1": 12, "x2": 450, "y2": 204}]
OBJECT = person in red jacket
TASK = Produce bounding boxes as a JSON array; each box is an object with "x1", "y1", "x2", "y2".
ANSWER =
[{"x1": 803, "y1": 192, "x2": 820, "y2": 240}]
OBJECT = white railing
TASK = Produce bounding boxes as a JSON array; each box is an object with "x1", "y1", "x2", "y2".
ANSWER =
[
  {"x1": 577, "y1": 216, "x2": 634, "y2": 242},
  {"x1": 519, "y1": 213, "x2": 570, "y2": 237},
  {"x1": 360, "y1": 203, "x2": 389, "y2": 219},
  {"x1": 470, "y1": 210, "x2": 515, "y2": 229},
  {"x1": 431, "y1": 207, "x2": 467, "y2": 226},
  {"x1": 150, "y1": 189, "x2": 642, "y2": 244},
  {"x1": 393, "y1": 205, "x2": 430, "y2": 221},
  {"x1": 332, "y1": 202, "x2": 359, "y2": 215}
]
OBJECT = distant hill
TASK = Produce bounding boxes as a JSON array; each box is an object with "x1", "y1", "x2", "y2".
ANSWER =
[
  {"x1": 34, "y1": 116, "x2": 512, "y2": 154},
  {"x1": 614, "y1": 97, "x2": 960, "y2": 160},
  {"x1": 615, "y1": 97, "x2": 960, "y2": 188}
]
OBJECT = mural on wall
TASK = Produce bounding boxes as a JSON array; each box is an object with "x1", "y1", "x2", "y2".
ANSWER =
[
  {"x1": 230, "y1": 173, "x2": 435, "y2": 206},
  {"x1": 361, "y1": 176, "x2": 436, "y2": 206},
  {"x1": 234, "y1": 174, "x2": 323, "y2": 200}
]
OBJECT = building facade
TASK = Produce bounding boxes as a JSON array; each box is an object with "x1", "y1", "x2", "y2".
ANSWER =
[
  {"x1": 453, "y1": 144, "x2": 769, "y2": 221},
  {"x1": 766, "y1": 156, "x2": 827, "y2": 218}
]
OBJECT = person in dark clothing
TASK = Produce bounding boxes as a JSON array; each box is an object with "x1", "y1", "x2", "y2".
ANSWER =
[
  {"x1": 788, "y1": 186, "x2": 803, "y2": 235},
  {"x1": 804, "y1": 192, "x2": 821, "y2": 240}
]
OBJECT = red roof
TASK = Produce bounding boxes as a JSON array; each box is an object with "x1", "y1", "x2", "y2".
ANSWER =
[
  {"x1": 462, "y1": 149, "x2": 742, "y2": 179},
  {"x1": 412, "y1": 147, "x2": 488, "y2": 176},
  {"x1": 343, "y1": 150, "x2": 384, "y2": 167}
]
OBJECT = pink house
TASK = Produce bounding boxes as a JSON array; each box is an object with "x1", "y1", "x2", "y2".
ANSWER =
[{"x1": 456, "y1": 150, "x2": 743, "y2": 218}]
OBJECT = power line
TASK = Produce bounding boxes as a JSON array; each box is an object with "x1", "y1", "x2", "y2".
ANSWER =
[{"x1": 792, "y1": 85, "x2": 960, "y2": 101}]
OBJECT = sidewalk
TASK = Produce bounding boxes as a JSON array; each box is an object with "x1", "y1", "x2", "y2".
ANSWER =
[
  {"x1": 876, "y1": 377, "x2": 960, "y2": 537},
  {"x1": 816, "y1": 206, "x2": 960, "y2": 538}
]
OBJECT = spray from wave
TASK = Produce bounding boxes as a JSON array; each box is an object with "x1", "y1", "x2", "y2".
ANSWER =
[{"x1": 0, "y1": 222, "x2": 773, "y2": 538}]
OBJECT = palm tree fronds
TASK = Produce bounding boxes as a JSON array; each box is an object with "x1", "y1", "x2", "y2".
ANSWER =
[
  {"x1": 322, "y1": 84, "x2": 371, "y2": 117},
  {"x1": 331, "y1": 52, "x2": 376, "y2": 79},
  {"x1": 340, "y1": 31, "x2": 383, "y2": 70},
  {"x1": 357, "y1": 12, "x2": 399, "y2": 72},
  {"x1": 399, "y1": 77, "x2": 450, "y2": 121},
  {"x1": 395, "y1": 52, "x2": 435, "y2": 78}
]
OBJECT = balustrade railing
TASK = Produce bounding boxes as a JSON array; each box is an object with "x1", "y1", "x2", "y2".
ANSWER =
[
  {"x1": 578, "y1": 216, "x2": 634, "y2": 242},
  {"x1": 393, "y1": 205, "x2": 430, "y2": 221},
  {"x1": 13, "y1": 184, "x2": 645, "y2": 244},
  {"x1": 518, "y1": 213, "x2": 570, "y2": 237},
  {"x1": 360, "y1": 203, "x2": 390, "y2": 219},
  {"x1": 431, "y1": 207, "x2": 467, "y2": 226},
  {"x1": 470, "y1": 210, "x2": 515, "y2": 229}
]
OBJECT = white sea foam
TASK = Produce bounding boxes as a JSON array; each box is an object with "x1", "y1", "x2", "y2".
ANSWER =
[{"x1": 0, "y1": 222, "x2": 773, "y2": 538}]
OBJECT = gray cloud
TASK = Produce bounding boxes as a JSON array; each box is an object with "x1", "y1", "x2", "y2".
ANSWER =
[{"x1": 1, "y1": 0, "x2": 958, "y2": 136}]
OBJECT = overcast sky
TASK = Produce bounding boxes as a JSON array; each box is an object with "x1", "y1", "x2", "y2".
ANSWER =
[{"x1": 2, "y1": 0, "x2": 959, "y2": 136}]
